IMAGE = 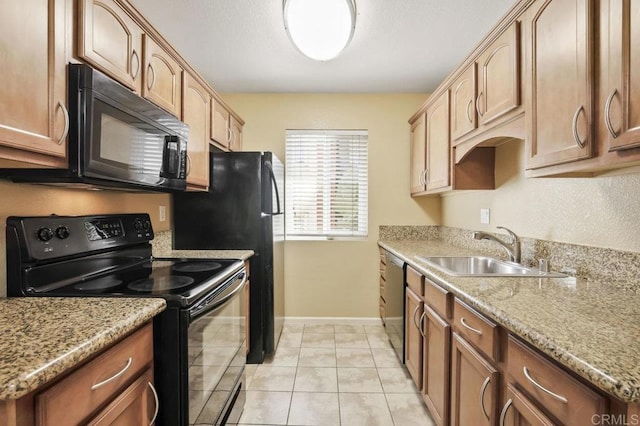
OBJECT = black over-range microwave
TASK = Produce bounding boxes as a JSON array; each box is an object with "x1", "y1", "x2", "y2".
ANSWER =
[{"x1": 0, "y1": 64, "x2": 189, "y2": 191}]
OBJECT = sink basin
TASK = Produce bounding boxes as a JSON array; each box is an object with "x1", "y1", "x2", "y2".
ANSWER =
[{"x1": 415, "y1": 256, "x2": 567, "y2": 278}]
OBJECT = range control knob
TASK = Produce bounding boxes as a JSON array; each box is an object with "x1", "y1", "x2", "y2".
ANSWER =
[
  {"x1": 142, "y1": 219, "x2": 151, "y2": 231},
  {"x1": 55, "y1": 226, "x2": 70, "y2": 239},
  {"x1": 36, "y1": 227, "x2": 54, "y2": 242},
  {"x1": 134, "y1": 219, "x2": 143, "y2": 231}
]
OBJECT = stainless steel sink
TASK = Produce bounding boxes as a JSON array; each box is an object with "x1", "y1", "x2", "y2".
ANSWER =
[{"x1": 415, "y1": 256, "x2": 567, "y2": 278}]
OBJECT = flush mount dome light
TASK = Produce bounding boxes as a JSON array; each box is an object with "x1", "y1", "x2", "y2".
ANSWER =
[{"x1": 283, "y1": 0, "x2": 356, "y2": 61}]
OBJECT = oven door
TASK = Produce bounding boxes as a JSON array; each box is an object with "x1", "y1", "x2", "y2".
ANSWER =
[{"x1": 187, "y1": 271, "x2": 247, "y2": 425}]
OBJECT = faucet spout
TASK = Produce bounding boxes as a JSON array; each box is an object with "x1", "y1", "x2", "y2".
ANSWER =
[{"x1": 472, "y1": 226, "x2": 521, "y2": 264}]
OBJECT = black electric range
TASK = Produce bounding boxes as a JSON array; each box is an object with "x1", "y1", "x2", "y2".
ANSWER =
[{"x1": 6, "y1": 213, "x2": 247, "y2": 425}]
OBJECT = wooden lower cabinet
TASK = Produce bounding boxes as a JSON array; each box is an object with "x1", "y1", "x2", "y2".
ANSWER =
[
  {"x1": 87, "y1": 368, "x2": 156, "y2": 425},
  {"x1": 422, "y1": 305, "x2": 451, "y2": 425},
  {"x1": 1, "y1": 323, "x2": 155, "y2": 426},
  {"x1": 405, "y1": 286, "x2": 424, "y2": 388},
  {"x1": 450, "y1": 332, "x2": 499, "y2": 426},
  {"x1": 500, "y1": 384, "x2": 555, "y2": 426}
]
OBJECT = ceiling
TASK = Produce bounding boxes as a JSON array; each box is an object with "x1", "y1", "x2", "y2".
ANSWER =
[{"x1": 129, "y1": 0, "x2": 516, "y2": 93}]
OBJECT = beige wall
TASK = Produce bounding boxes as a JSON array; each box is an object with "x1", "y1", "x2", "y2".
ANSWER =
[
  {"x1": 223, "y1": 93, "x2": 439, "y2": 318},
  {"x1": 0, "y1": 180, "x2": 171, "y2": 296},
  {"x1": 442, "y1": 140, "x2": 640, "y2": 252}
]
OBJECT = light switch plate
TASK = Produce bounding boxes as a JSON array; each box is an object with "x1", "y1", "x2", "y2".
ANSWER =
[
  {"x1": 480, "y1": 208, "x2": 490, "y2": 225},
  {"x1": 159, "y1": 205, "x2": 166, "y2": 222}
]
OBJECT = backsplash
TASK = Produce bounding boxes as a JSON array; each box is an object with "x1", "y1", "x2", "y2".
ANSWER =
[
  {"x1": 151, "y1": 231, "x2": 172, "y2": 256},
  {"x1": 380, "y1": 225, "x2": 640, "y2": 290}
]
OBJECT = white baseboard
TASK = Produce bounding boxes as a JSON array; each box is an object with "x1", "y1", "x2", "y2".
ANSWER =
[{"x1": 283, "y1": 316, "x2": 383, "y2": 326}]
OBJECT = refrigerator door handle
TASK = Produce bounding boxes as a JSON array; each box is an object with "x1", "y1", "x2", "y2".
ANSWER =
[{"x1": 263, "y1": 161, "x2": 283, "y2": 216}]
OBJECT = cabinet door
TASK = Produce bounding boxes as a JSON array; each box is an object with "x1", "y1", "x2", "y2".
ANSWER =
[
  {"x1": 405, "y1": 287, "x2": 423, "y2": 389},
  {"x1": 0, "y1": 0, "x2": 68, "y2": 159},
  {"x1": 499, "y1": 384, "x2": 555, "y2": 426},
  {"x1": 211, "y1": 97, "x2": 231, "y2": 149},
  {"x1": 78, "y1": 0, "x2": 143, "y2": 93},
  {"x1": 525, "y1": 0, "x2": 593, "y2": 169},
  {"x1": 451, "y1": 333, "x2": 499, "y2": 426},
  {"x1": 142, "y1": 35, "x2": 182, "y2": 118},
  {"x1": 410, "y1": 113, "x2": 427, "y2": 194},
  {"x1": 425, "y1": 92, "x2": 450, "y2": 191},
  {"x1": 183, "y1": 73, "x2": 210, "y2": 190},
  {"x1": 422, "y1": 305, "x2": 451, "y2": 426},
  {"x1": 476, "y1": 22, "x2": 520, "y2": 125},
  {"x1": 229, "y1": 116, "x2": 243, "y2": 151},
  {"x1": 88, "y1": 369, "x2": 157, "y2": 425},
  {"x1": 605, "y1": 0, "x2": 640, "y2": 151},
  {"x1": 450, "y1": 65, "x2": 477, "y2": 142}
]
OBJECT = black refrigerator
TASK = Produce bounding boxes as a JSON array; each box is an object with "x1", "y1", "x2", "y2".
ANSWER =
[{"x1": 172, "y1": 151, "x2": 284, "y2": 363}]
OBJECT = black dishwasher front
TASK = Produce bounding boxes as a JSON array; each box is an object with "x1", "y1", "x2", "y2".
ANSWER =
[{"x1": 384, "y1": 252, "x2": 405, "y2": 362}]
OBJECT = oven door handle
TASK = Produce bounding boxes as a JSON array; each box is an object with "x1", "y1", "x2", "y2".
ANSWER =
[{"x1": 190, "y1": 272, "x2": 247, "y2": 319}]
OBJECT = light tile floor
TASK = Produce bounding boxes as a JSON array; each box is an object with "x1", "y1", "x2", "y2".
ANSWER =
[{"x1": 226, "y1": 321, "x2": 435, "y2": 426}]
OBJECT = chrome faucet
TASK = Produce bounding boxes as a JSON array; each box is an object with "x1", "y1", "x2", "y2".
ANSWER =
[{"x1": 472, "y1": 226, "x2": 521, "y2": 264}]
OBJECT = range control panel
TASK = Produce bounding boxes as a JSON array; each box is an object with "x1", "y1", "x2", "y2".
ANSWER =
[{"x1": 7, "y1": 214, "x2": 154, "y2": 261}]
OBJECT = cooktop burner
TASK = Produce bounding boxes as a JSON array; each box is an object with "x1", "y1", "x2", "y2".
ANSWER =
[
  {"x1": 173, "y1": 261, "x2": 222, "y2": 273},
  {"x1": 128, "y1": 275, "x2": 195, "y2": 292},
  {"x1": 74, "y1": 276, "x2": 123, "y2": 291}
]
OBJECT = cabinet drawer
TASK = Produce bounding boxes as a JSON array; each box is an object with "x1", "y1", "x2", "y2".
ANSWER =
[
  {"x1": 379, "y1": 276, "x2": 386, "y2": 301},
  {"x1": 425, "y1": 279, "x2": 451, "y2": 319},
  {"x1": 507, "y1": 336, "x2": 606, "y2": 425},
  {"x1": 36, "y1": 324, "x2": 153, "y2": 425},
  {"x1": 453, "y1": 300, "x2": 499, "y2": 361},
  {"x1": 406, "y1": 265, "x2": 424, "y2": 296},
  {"x1": 379, "y1": 247, "x2": 387, "y2": 264},
  {"x1": 380, "y1": 260, "x2": 387, "y2": 277}
]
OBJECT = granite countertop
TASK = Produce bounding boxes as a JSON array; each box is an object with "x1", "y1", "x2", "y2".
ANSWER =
[
  {"x1": 0, "y1": 297, "x2": 166, "y2": 400},
  {"x1": 379, "y1": 239, "x2": 640, "y2": 404},
  {"x1": 154, "y1": 249, "x2": 254, "y2": 261}
]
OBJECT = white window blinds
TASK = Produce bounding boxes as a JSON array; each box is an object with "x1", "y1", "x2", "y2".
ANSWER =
[{"x1": 285, "y1": 130, "x2": 368, "y2": 240}]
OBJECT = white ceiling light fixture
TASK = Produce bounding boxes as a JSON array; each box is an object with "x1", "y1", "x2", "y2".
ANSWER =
[{"x1": 283, "y1": 0, "x2": 357, "y2": 61}]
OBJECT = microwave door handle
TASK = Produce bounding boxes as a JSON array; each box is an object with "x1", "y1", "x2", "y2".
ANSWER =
[{"x1": 263, "y1": 161, "x2": 283, "y2": 216}]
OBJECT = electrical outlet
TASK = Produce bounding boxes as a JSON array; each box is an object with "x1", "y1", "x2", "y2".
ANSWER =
[
  {"x1": 480, "y1": 208, "x2": 490, "y2": 225},
  {"x1": 159, "y1": 205, "x2": 166, "y2": 222}
]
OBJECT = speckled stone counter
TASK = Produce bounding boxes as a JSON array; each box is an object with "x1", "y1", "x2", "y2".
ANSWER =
[
  {"x1": 0, "y1": 297, "x2": 166, "y2": 400},
  {"x1": 379, "y1": 239, "x2": 640, "y2": 404},
  {"x1": 151, "y1": 230, "x2": 254, "y2": 260}
]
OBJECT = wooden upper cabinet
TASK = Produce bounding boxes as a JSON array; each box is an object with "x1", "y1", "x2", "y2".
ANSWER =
[
  {"x1": 525, "y1": 0, "x2": 594, "y2": 170},
  {"x1": 183, "y1": 72, "x2": 210, "y2": 190},
  {"x1": 605, "y1": 0, "x2": 640, "y2": 151},
  {"x1": 476, "y1": 22, "x2": 520, "y2": 125},
  {"x1": 425, "y1": 91, "x2": 450, "y2": 191},
  {"x1": 78, "y1": 0, "x2": 143, "y2": 93},
  {"x1": 142, "y1": 35, "x2": 182, "y2": 118},
  {"x1": 410, "y1": 113, "x2": 427, "y2": 194},
  {"x1": 0, "y1": 0, "x2": 68, "y2": 160},
  {"x1": 211, "y1": 97, "x2": 231, "y2": 149},
  {"x1": 450, "y1": 65, "x2": 477, "y2": 142}
]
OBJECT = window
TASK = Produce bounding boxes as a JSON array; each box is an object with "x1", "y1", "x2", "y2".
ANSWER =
[{"x1": 285, "y1": 129, "x2": 368, "y2": 240}]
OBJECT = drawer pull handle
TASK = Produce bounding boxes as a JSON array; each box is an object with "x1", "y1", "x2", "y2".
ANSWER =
[
  {"x1": 523, "y1": 366, "x2": 568, "y2": 403},
  {"x1": 56, "y1": 101, "x2": 69, "y2": 145},
  {"x1": 91, "y1": 357, "x2": 133, "y2": 390},
  {"x1": 476, "y1": 92, "x2": 484, "y2": 117},
  {"x1": 147, "y1": 64, "x2": 156, "y2": 90},
  {"x1": 480, "y1": 376, "x2": 490, "y2": 420},
  {"x1": 131, "y1": 50, "x2": 140, "y2": 80},
  {"x1": 466, "y1": 99, "x2": 474, "y2": 123},
  {"x1": 460, "y1": 317, "x2": 482, "y2": 335},
  {"x1": 148, "y1": 381, "x2": 159, "y2": 425},
  {"x1": 572, "y1": 105, "x2": 586, "y2": 149},
  {"x1": 412, "y1": 304, "x2": 422, "y2": 332},
  {"x1": 418, "y1": 311, "x2": 427, "y2": 338},
  {"x1": 604, "y1": 88, "x2": 618, "y2": 139},
  {"x1": 499, "y1": 398, "x2": 513, "y2": 426}
]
